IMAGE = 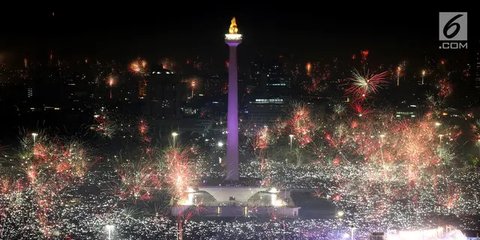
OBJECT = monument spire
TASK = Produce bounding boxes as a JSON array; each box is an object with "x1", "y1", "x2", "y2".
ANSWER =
[{"x1": 225, "y1": 17, "x2": 242, "y2": 181}]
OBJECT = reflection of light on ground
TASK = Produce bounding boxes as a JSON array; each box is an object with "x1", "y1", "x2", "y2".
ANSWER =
[{"x1": 386, "y1": 226, "x2": 466, "y2": 240}]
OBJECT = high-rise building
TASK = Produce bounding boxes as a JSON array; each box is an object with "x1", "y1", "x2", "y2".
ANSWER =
[
  {"x1": 144, "y1": 66, "x2": 180, "y2": 118},
  {"x1": 27, "y1": 87, "x2": 33, "y2": 98}
]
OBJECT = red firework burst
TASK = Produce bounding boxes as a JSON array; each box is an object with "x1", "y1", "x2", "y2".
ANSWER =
[
  {"x1": 438, "y1": 79, "x2": 453, "y2": 98},
  {"x1": 164, "y1": 148, "x2": 196, "y2": 200},
  {"x1": 289, "y1": 105, "x2": 315, "y2": 147}
]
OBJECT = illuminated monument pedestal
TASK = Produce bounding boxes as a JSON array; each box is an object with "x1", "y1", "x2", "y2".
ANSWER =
[
  {"x1": 172, "y1": 18, "x2": 299, "y2": 218},
  {"x1": 172, "y1": 187, "x2": 299, "y2": 218}
]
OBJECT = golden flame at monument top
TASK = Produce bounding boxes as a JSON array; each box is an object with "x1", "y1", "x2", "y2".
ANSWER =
[
  {"x1": 225, "y1": 17, "x2": 242, "y2": 42},
  {"x1": 229, "y1": 17, "x2": 239, "y2": 34}
]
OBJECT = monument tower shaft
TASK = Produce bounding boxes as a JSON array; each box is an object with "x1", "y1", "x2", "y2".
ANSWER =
[{"x1": 225, "y1": 17, "x2": 242, "y2": 181}]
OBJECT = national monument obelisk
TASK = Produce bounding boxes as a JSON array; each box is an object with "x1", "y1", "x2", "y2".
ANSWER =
[
  {"x1": 172, "y1": 20, "x2": 299, "y2": 218},
  {"x1": 225, "y1": 17, "x2": 242, "y2": 181}
]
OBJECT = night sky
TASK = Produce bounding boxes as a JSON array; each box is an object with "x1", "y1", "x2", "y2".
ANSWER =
[{"x1": 1, "y1": 2, "x2": 478, "y2": 62}]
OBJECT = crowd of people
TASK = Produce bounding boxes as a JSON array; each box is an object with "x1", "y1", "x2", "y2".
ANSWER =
[{"x1": 2, "y1": 159, "x2": 478, "y2": 239}]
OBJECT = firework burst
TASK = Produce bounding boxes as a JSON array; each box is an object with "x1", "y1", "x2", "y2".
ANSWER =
[
  {"x1": 116, "y1": 159, "x2": 161, "y2": 201},
  {"x1": 162, "y1": 147, "x2": 197, "y2": 202},
  {"x1": 2, "y1": 134, "x2": 93, "y2": 236},
  {"x1": 288, "y1": 104, "x2": 316, "y2": 147},
  {"x1": 91, "y1": 111, "x2": 117, "y2": 138},
  {"x1": 438, "y1": 79, "x2": 453, "y2": 98},
  {"x1": 345, "y1": 69, "x2": 389, "y2": 101},
  {"x1": 253, "y1": 126, "x2": 270, "y2": 152}
]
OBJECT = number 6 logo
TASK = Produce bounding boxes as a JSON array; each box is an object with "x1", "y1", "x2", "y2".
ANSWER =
[
  {"x1": 443, "y1": 14, "x2": 463, "y2": 39},
  {"x1": 439, "y1": 12, "x2": 467, "y2": 41}
]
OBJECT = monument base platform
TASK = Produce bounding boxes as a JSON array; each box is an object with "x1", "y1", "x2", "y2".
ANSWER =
[{"x1": 171, "y1": 186, "x2": 300, "y2": 218}]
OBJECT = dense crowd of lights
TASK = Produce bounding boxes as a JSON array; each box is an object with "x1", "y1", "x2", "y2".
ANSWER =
[
  {"x1": 1, "y1": 51, "x2": 478, "y2": 239},
  {"x1": 1, "y1": 105, "x2": 479, "y2": 238}
]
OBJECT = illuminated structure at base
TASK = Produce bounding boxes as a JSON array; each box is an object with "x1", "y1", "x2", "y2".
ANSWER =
[
  {"x1": 225, "y1": 17, "x2": 242, "y2": 181},
  {"x1": 172, "y1": 187, "x2": 299, "y2": 218}
]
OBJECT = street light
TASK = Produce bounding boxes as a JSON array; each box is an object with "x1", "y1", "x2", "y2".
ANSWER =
[
  {"x1": 289, "y1": 134, "x2": 294, "y2": 150},
  {"x1": 172, "y1": 132, "x2": 178, "y2": 147},
  {"x1": 421, "y1": 69, "x2": 426, "y2": 85},
  {"x1": 105, "y1": 224, "x2": 115, "y2": 240},
  {"x1": 107, "y1": 76, "x2": 115, "y2": 99},
  {"x1": 396, "y1": 66, "x2": 402, "y2": 86},
  {"x1": 191, "y1": 81, "x2": 196, "y2": 98},
  {"x1": 32, "y1": 132, "x2": 38, "y2": 144},
  {"x1": 350, "y1": 227, "x2": 357, "y2": 240},
  {"x1": 217, "y1": 141, "x2": 224, "y2": 147}
]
